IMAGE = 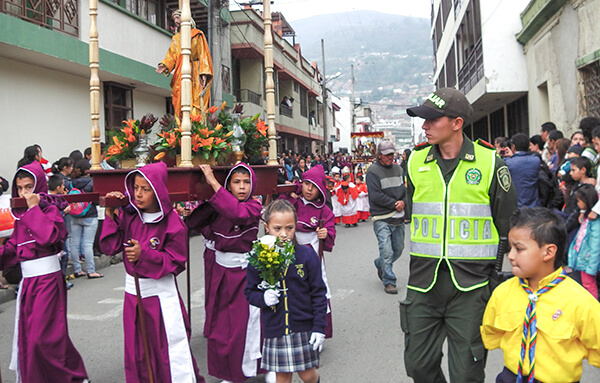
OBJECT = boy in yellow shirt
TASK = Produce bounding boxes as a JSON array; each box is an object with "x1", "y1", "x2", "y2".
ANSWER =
[{"x1": 481, "y1": 207, "x2": 600, "y2": 383}]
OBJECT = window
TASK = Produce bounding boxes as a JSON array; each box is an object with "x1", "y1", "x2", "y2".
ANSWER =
[
  {"x1": 581, "y1": 61, "x2": 600, "y2": 118},
  {"x1": 489, "y1": 107, "x2": 505, "y2": 140},
  {"x1": 300, "y1": 87, "x2": 308, "y2": 118},
  {"x1": 1, "y1": 0, "x2": 79, "y2": 36},
  {"x1": 507, "y1": 95, "x2": 529, "y2": 136},
  {"x1": 446, "y1": 43, "x2": 456, "y2": 88},
  {"x1": 125, "y1": 0, "x2": 161, "y2": 26},
  {"x1": 104, "y1": 82, "x2": 134, "y2": 131}
]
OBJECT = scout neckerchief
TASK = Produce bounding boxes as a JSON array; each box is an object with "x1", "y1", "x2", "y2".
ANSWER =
[{"x1": 517, "y1": 268, "x2": 567, "y2": 383}]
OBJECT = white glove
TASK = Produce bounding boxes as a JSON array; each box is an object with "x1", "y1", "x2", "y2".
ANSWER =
[
  {"x1": 263, "y1": 289, "x2": 280, "y2": 306},
  {"x1": 309, "y1": 332, "x2": 325, "y2": 352}
]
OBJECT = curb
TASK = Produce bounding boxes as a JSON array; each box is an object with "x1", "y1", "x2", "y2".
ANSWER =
[{"x1": 0, "y1": 254, "x2": 122, "y2": 306}]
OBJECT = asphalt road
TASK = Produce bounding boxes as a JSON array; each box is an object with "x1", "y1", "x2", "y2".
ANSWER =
[{"x1": 1, "y1": 221, "x2": 599, "y2": 382}]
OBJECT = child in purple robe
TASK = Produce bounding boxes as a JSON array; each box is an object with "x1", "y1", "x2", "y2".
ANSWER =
[
  {"x1": 186, "y1": 163, "x2": 263, "y2": 383},
  {"x1": 279, "y1": 164, "x2": 336, "y2": 338},
  {"x1": 99, "y1": 161, "x2": 203, "y2": 383},
  {"x1": 245, "y1": 199, "x2": 327, "y2": 383},
  {"x1": 0, "y1": 162, "x2": 88, "y2": 383}
]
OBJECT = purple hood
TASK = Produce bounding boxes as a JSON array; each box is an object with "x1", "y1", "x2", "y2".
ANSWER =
[
  {"x1": 301, "y1": 165, "x2": 327, "y2": 208},
  {"x1": 125, "y1": 161, "x2": 172, "y2": 223},
  {"x1": 224, "y1": 162, "x2": 257, "y2": 201},
  {"x1": 12, "y1": 162, "x2": 67, "y2": 219}
]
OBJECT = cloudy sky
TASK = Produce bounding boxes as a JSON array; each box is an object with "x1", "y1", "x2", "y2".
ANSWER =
[{"x1": 231, "y1": 0, "x2": 431, "y2": 21}]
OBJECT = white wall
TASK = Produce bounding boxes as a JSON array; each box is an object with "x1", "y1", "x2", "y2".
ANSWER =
[
  {"x1": 0, "y1": 55, "x2": 168, "y2": 183},
  {"x1": 79, "y1": 0, "x2": 172, "y2": 68},
  {"x1": 332, "y1": 96, "x2": 352, "y2": 153},
  {"x1": 480, "y1": 0, "x2": 528, "y2": 93},
  {"x1": 0, "y1": 56, "x2": 93, "y2": 180}
]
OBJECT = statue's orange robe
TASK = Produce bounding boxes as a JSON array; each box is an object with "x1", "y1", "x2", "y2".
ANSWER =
[{"x1": 159, "y1": 29, "x2": 213, "y2": 117}]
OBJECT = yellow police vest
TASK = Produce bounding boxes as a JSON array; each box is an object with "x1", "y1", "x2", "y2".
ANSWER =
[{"x1": 408, "y1": 142, "x2": 499, "y2": 292}]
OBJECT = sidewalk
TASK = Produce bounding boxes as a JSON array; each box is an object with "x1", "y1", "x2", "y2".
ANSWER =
[{"x1": 0, "y1": 254, "x2": 121, "y2": 305}]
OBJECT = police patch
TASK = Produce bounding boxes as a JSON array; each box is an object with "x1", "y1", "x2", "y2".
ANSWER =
[
  {"x1": 465, "y1": 168, "x2": 482, "y2": 185},
  {"x1": 497, "y1": 166, "x2": 512, "y2": 192}
]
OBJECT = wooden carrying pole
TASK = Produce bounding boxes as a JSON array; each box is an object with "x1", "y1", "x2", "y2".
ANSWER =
[
  {"x1": 263, "y1": 1, "x2": 277, "y2": 165},
  {"x1": 179, "y1": 0, "x2": 193, "y2": 167},
  {"x1": 89, "y1": 0, "x2": 101, "y2": 170}
]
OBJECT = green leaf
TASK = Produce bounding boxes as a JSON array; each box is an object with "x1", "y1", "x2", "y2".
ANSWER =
[
  {"x1": 203, "y1": 151, "x2": 210, "y2": 160},
  {"x1": 213, "y1": 151, "x2": 219, "y2": 158}
]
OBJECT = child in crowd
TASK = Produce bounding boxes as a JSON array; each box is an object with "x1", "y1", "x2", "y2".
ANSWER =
[
  {"x1": 100, "y1": 161, "x2": 202, "y2": 383},
  {"x1": 0, "y1": 163, "x2": 88, "y2": 382},
  {"x1": 279, "y1": 165, "x2": 336, "y2": 338},
  {"x1": 186, "y1": 163, "x2": 264, "y2": 383},
  {"x1": 331, "y1": 169, "x2": 342, "y2": 224},
  {"x1": 481, "y1": 207, "x2": 600, "y2": 383},
  {"x1": 337, "y1": 179, "x2": 358, "y2": 228},
  {"x1": 48, "y1": 174, "x2": 74, "y2": 289},
  {"x1": 567, "y1": 184, "x2": 600, "y2": 299},
  {"x1": 245, "y1": 199, "x2": 327, "y2": 383},
  {"x1": 355, "y1": 175, "x2": 370, "y2": 221}
]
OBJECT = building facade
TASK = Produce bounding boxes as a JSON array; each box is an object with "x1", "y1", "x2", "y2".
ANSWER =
[
  {"x1": 230, "y1": 7, "x2": 326, "y2": 156},
  {"x1": 431, "y1": 0, "x2": 529, "y2": 142},
  {"x1": 517, "y1": 0, "x2": 600, "y2": 134},
  {"x1": 0, "y1": 0, "x2": 230, "y2": 178}
]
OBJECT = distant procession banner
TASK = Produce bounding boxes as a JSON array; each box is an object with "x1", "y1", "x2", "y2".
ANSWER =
[{"x1": 351, "y1": 132, "x2": 384, "y2": 138}]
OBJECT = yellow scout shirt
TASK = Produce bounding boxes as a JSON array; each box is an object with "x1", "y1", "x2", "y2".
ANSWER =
[{"x1": 481, "y1": 268, "x2": 600, "y2": 382}]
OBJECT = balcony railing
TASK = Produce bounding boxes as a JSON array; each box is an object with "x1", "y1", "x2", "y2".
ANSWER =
[
  {"x1": 458, "y1": 38, "x2": 483, "y2": 95},
  {"x1": 279, "y1": 105, "x2": 293, "y2": 118},
  {"x1": 234, "y1": 88, "x2": 262, "y2": 106},
  {"x1": 1, "y1": 0, "x2": 79, "y2": 36}
]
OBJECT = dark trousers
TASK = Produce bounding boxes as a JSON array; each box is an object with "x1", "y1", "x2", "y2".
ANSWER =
[{"x1": 400, "y1": 266, "x2": 490, "y2": 383}]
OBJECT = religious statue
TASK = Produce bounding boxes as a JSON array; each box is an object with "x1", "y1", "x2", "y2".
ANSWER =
[{"x1": 156, "y1": 10, "x2": 213, "y2": 118}]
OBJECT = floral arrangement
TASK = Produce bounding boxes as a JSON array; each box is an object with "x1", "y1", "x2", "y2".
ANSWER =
[
  {"x1": 224, "y1": 103, "x2": 268, "y2": 164},
  {"x1": 155, "y1": 104, "x2": 234, "y2": 163},
  {"x1": 247, "y1": 234, "x2": 295, "y2": 309},
  {"x1": 106, "y1": 114, "x2": 158, "y2": 161}
]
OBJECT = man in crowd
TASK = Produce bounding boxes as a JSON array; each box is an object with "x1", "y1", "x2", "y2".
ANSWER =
[
  {"x1": 504, "y1": 133, "x2": 541, "y2": 208},
  {"x1": 366, "y1": 141, "x2": 406, "y2": 295},
  {"x1": 402, "y1": 88, "x2": 517, "y2": 382}
]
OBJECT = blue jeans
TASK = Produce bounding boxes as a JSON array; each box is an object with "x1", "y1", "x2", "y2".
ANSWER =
[
  {"x1": 373, "y1": 220, "x2": 405, "y2": 286},
  {"x1": 70, "y1": 216, "x2": 98, "y2": 274}
]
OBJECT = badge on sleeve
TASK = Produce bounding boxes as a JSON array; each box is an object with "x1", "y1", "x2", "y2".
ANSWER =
[{"x1": 497, "y1": 166, "x2": 512, "y2": 192}]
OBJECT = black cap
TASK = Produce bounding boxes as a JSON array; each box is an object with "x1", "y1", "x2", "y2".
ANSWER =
[{"x1": 407, "y1": 88, "x2": 473, "y2": 120}]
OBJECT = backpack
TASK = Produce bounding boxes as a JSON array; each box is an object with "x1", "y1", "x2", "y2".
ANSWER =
[{"x1": 68, "y1": 188, "x2": 91, "y2": 217}]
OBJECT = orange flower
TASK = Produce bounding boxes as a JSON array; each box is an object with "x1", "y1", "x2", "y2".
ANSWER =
[
  {"x1": 190, "y1": 113, "x2": 203, "y2": 123},
  {"x1": 225, "y1": 131, "x2": 234, "y2": 137},
  {"x1": 256, "y1": 118, "x2": 268, "y2": 136},
  {"x1": 107, "y1": 145, "x2": 122, "y2": 155},
  {"x1": 214, "y1": 137, "x2": 224, "y2": 145},
  {"x1": 122, "y1": 126, "x2": 133, "y2": 136},
  {"x1": 154, "y1": 152, "x2": 166, "y2": 161},
  {"x1": 166, "y1": 133, "x2": 177, "y2": 147},
  {"x1": 112, "y1": 136, "x2": 122, "y2": 148},
  {"x1": 208, "y1": 105, "x2": 218, "y2": 114},
  {"x1": 220, "y1": 101, "x2": 227, "y2": 111},
  {"x1": 198, "y1": 127, "x2": 214, "y2": 137},
  {"x1": 127, "y1": 134, "x2": 136, "y2": 143},
  {"x1": 215, "y1": 123, "x2": 223, "y2": 131},
  {"x1": 123, "y1": 119, "x2": 136, "y2": 130},
  {"x1": 198, "y1": 137, "x2": 214, "y2": 147}
]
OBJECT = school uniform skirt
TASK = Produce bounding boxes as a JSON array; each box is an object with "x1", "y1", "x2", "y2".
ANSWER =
[{"x1": 262, "y1": 332, "x2": 319, "y2": 373}]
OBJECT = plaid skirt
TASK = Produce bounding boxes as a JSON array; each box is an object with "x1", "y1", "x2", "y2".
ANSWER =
[{"x1": 261, "y1": 332, "x2": 319, "y2": 372}]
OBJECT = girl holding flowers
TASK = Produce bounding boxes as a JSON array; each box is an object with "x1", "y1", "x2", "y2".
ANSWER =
[{"x1": 245, "y1": 199, "x2": 327, "y2": 383}]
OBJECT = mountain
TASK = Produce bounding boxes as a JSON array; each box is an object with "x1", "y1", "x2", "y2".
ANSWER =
[{"x1": 288, "y1": 10, "x2": 434, "y2": 109}]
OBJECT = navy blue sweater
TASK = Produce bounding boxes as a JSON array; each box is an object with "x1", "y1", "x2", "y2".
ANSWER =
[{"x1": 245, "y1": 244, "x2": 327, "y2": 338}]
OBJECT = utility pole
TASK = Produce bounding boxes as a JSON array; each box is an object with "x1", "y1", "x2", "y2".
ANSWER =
[
  {"x1": 351, "y1": 63, "x2": 355, "y2": 133},
  {"x1": 321, "y1": 39, "x2": 328, "y2": 155}
]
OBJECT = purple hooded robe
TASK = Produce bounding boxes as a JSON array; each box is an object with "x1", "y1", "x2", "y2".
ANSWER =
[
  {"x1": 0, "y1": 162, "x2": 88, "y2": 383},
  {"x1": 99, "y1": 161, "x2": 203, "y2": 383},
  {"x1": 186, "y1": 163, "x2": 263, "y2": 382},
  {"x1": 279, "y1": 164, "x2": 336, "y2": 338}
]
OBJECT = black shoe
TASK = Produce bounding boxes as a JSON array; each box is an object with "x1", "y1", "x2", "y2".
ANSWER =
[
  {"x1": 345, "y1": 224, "x2": 351, "y2": 228},
  {"x1": 352, "y1": 223, "x2": 358, "y2": 227}
]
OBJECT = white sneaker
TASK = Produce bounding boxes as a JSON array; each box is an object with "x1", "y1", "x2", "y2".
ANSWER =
[
  {"x1": 220, "y1": 380, "x2": 233, "y2": 383},
  {"x1": 265, "y1": 371, "x2": 276, "y2": 383}
]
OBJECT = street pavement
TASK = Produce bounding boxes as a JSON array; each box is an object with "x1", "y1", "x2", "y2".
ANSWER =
[{"x1": 1, "y1": 221, "x2": 599, "y2": 382}]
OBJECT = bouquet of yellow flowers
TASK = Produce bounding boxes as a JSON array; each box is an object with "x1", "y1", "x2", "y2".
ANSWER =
[{"x1": 247, "y1": 234, "x2": 295, "y2": 309}]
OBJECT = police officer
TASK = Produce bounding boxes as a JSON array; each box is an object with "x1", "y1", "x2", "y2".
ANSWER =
[{"x1": 402, "y1": 88, "x2": 517, "y2": 383}]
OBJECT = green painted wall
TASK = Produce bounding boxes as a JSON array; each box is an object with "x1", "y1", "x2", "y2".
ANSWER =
[{"x1": 0, "y1": 13, "x2": 170, "y2": 90}]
